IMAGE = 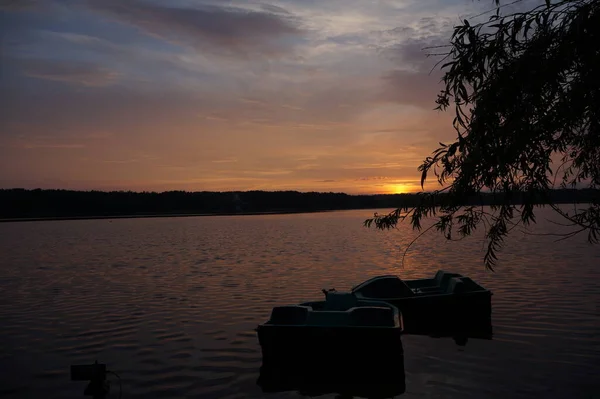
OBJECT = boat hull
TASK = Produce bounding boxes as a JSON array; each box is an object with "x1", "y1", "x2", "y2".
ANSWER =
[
  {"x1": 383, "y1": 291, "x2": 492, "y2": 336},
  {"x1": 350, "y1": 272, "x2": 493, "y2": 337},
  {"x1": 257, "y1": 324, "x2": 403, "y2": 363}
]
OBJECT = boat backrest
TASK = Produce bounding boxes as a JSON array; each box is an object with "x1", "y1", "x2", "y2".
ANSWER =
[
  {"x1": 457, "y1": 277, "x2": 483, "y2": 292},
  {"x1": 350, "y1": 306, "x2": 395, "y2": 327},
  {"x1": 270, "y1": 305, "x2": 310, "y2": 325},
  {"x1": 433, "y1": 270, "x2": 446, "y2": 284},
  {"x1": 445, "y1": 277, "x2": 467, "y2": 294},
  {"x1": 307, "y1": 310, "x2": 350, "y2": 326},
  {"x1": 323, "y1": 292, "x2": 358, "y2": 311},
  {"x1": 436, "y1": 270, "x2": 463, "y2": 289}
]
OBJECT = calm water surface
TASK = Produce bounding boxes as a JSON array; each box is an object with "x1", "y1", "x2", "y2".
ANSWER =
[{"x1": 1, "y1": 208, "x2": 599, "y2": 398}]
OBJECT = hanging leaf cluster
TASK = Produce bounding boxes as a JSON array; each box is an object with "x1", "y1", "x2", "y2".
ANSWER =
[{"x1": 366, "y1": 0, "x2": 600, "y2": 269}]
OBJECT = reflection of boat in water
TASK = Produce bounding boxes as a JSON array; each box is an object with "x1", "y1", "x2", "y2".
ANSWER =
[
  {"x1": 257, "y1": 338, "x2": 405, "y2": 398},
  {"x1": 256, "y1": 319, "x2": 493, "y2": 398},
  {"x1": 334, "y1": 270, "x2": 493, "y2": 335},
  {"x1": 256, "y1": 291, "x2": 405, "y2": 398},
  {"x1": 426, "y1": 314, "x2": 493, "y2": 344}
]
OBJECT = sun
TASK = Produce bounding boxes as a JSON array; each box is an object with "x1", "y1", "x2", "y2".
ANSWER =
[{"x1": 387, "y1": 183, "x2": 411, "y2": 194}]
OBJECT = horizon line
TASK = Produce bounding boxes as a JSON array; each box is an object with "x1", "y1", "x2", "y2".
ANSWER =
[{"x1": 1, "y1": 187, "x2": 596, "y2": 196}]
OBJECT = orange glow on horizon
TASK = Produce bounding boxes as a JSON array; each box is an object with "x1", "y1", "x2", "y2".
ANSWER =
[{"x1": 386, "y1": 183, "x2": 413, "y2": 194}]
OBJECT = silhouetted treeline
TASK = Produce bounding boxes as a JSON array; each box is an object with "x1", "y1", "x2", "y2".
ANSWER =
[{"x1": 0, "y1": 188, "x2": 598, "y2": 220}]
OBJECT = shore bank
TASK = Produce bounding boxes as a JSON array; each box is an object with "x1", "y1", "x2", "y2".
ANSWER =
[{"x1": 0, "y1": 208, "x2": 349, "y2": 223}]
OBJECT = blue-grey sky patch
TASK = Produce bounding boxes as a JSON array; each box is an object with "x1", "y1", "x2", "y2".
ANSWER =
[{"x1": 85, "y1": 0, "x2": 307, "y2": 58}]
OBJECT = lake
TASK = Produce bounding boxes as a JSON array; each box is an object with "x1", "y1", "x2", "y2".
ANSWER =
[{"x1": 1, "y1": 208, "x2": 599, "y2": 398}]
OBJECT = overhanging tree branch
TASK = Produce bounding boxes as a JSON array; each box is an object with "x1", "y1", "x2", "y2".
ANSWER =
[{"x1": 365, "y1": 0, "x2": 600, "y2": 269}]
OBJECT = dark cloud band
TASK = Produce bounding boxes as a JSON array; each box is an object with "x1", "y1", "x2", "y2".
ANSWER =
[{"x1": 86, "y1": 0, "x2": 306, "y2": 57}]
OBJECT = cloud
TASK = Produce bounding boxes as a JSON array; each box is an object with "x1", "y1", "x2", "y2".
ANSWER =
[
  {"x1": 380, "y1": 69, "x2": 443, "y2": 109},
  {"x1": 101, "y1": 159, "x2": 139, "y2": 164},
  {"x1": 2, "y1": 135, "x2": 86, "y2": 149},
  {"x1": 375, "y1": 19, "x2": 453, "y2": 109},
  {"x1": 18, "y1": 58, "x2": 119, "y2": 87},
  {"x1": 23, "y1": 143, "x2": 85, "y2": 149},
  {"x1": 354, "y1": 176, "x2": 390, "y2": 181},
  {"x1": 0, "y1": 0, "x2": 37, "y2": 11},
  {"x1": 85, "y1": 0, "x2": 306, "y2": 58},
  {"x1": 261, "y1": 4, "x2": 291, "y2": 15},
  {"x1": 212, "y1": 158, "x2": 238, "y2": 164},
  {"x1": 12, "y1": 30, "x2": 228, "y2": 89}
]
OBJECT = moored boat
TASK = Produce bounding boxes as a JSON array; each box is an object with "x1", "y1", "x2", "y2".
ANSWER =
[
  {"x1": 327, "y1": 270, "x2": 492, "y2": 335},
  {"x1": 256, "y1": 291, "x2": 403, "y2": 364}
]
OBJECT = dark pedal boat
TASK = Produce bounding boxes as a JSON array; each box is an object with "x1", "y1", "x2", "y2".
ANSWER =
[
  {"x1": 257, "y1": 292, "x2": 403, "y2": 363},
  {"x1": 332, "y1": 270, "x2": 493, "y2": 336},
  {"x1": 257, "y1": 291, "x2": 405, "y2": 398}
]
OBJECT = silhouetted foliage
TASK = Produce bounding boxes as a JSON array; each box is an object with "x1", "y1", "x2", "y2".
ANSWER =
[
  {"x1": 366, "y1": 0, "x2": 600, "y2": 269},
  {"x1": 0, "y1": 188, "x2": 597, "y2": 221}
]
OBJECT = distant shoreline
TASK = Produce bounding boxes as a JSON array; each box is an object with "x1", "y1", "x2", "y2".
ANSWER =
[
  {"x1": 1, "y1": 188, "x2": 596, "y2": 224},
  {"x1": 0, "y1": 209, "x2": 347, "y2": 223}
]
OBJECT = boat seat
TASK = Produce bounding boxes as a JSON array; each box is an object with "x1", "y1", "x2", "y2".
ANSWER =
[
  {"x1": 457, "y1": 277, "x2": 481, "y2": 292},
  {"x1": 323, "y1": 292, "x2": 358, "y2": 311},
  {"x1": 436, "y1": 271, "x2": 463, "y2": 289},
  {"x1": 445, "y1": 277, "x2": 467, "y2": 294},
  {"x1": 307, "y1": 310, "x2": 351, "y2": 326},
  {"x1": 350, "y1": 306, "x2": 395, "y2": 327},
  {"x1": 270, "y1": 305, "x2": 310, "y2": 325},
  {"x1": 415, "y1": 286, "x2": 444, "y2": 294},
  {"x1": 433, "y1": 270, "x2": 446, "y2": 284}
]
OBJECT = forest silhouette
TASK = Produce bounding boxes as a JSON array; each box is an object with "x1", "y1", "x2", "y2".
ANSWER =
[{"x1": 1, "y1": 188, "x2": 597, "y2": 221}]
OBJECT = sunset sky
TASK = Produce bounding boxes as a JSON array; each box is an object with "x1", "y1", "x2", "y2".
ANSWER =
[{"x1": 1, "y1": 0, "x2": 512, "y2": 194}]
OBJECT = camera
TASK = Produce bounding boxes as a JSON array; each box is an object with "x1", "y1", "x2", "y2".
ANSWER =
[
  {"x1": 70, "y1": 361, "x2": 110, "y2": 398},
  {"x1": 70, "y1": 363, "x2": 107, "y2": 381}
]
